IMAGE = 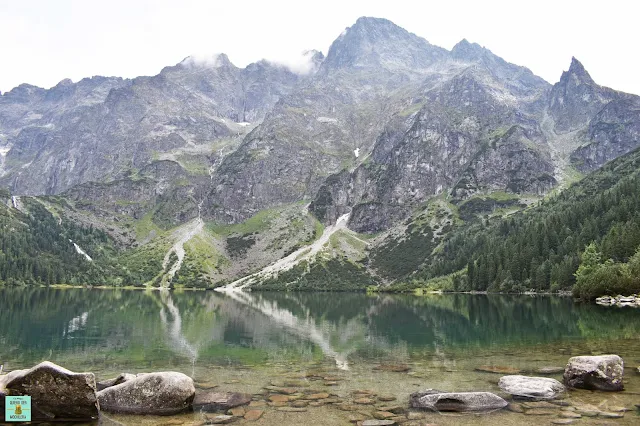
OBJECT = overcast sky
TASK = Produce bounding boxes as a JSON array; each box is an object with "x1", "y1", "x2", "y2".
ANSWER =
[{"x1": 1, "y1": 0, "x2": 638, "y2": 94}]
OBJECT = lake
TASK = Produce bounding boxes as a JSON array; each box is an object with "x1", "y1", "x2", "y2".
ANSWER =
[{"x1": 1, "y1": 288, "x2": 639, "y2": 425}]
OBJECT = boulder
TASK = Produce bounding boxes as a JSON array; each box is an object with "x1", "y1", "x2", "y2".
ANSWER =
[
  {"x1": 192, "y1": 391, "x2": 252, "y2": 412},
  {"x1": 498, "y1": 375, "x2": 565, "y2": 400},
  {"x1": 410, "y1": 390, "x2": 508, "y2": 412},
  {"x1": 97, "y1": 373, "x2": 136, "y2": 391},
  {"x1": 0, "y1": 361, "x2": 99, "y2": 421},
  {"x1": 97, "y1": 372, "x2": 195, "y2": 415},
  {"x1": 563, "y1": 355, "x2": 624, "y2": 391}
]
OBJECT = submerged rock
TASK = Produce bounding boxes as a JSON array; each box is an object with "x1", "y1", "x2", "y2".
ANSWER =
[
  {"x1": 409, "y1": 390, "x2": 508, "y2": 412},
  {"x1": 475, "y1": 365, "x2": 521, "y2": 374},
  {"x1": 193, "y1": 391, "x2": 252, "y2": 412},
  {"x1": 0, "y1": 361, "x2": 99, "y2": 421},
  {"x1": 498, "y1": 375, "x2": 565, "y2": 400},
  {"x1": 97, "y1": 371, "x2": 195, "y2": 415},
  {"x1": 563, "y1": 355, "x2": 624, "y2": 391}
]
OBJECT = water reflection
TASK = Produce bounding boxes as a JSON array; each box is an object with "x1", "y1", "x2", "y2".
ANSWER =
[{"x1": 1, "y1": 288, "x2": 639, "y2": 372}]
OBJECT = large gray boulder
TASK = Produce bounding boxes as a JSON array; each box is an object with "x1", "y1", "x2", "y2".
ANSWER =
[
  {"x1": 563, "y1": 355, "x2": 624, "y2": 391},
  {"x1": 498, "y1": 375, "x2": 565, "y2": 400},
  {"x1": 97, "y1": 372, "x2": 195, "y2": 415},
  {"x1": 409, "y1": 390, "x2": 508, "y2": 412},
  {"x1": 0, "y1": 361, "x2": 99, "y2": 421},
  {"x1": 97, "y1": 373, "x2": 136, "y2": 391}
]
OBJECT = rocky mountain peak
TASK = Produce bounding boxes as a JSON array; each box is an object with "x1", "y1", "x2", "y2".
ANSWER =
[
  {"x1": 563, "y1": 57, "x2": 595, "y2": 85},
  {"x1": 549, "y1": 57, "x2": 617, "y2": 133},
  {"x1": 320, "y1": 16, "x2": 447, "y2": 74},
  {"x1": 451, "y1": 38, "x2": 488, "y2": 61}
]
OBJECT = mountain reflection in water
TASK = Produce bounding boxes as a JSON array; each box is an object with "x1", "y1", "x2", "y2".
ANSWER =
[{"x1": 1, "y1": 288, "x2": 638, "y2": 372}]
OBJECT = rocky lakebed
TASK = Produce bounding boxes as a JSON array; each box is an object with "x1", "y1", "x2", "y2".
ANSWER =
[{"x1": 1, "y1": 355, "x2": 639, "y2": 426}]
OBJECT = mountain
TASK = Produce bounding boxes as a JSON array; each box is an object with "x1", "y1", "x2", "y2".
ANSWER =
[{"x1": 1, "y1": 17, "x2": 639, "y2": 294}]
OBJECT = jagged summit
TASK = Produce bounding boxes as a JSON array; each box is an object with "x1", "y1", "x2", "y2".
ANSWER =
[
  {"x1": 320, "y1": 16, "x2": 447, "y2": 73},
  {"x1": 451, "y1": 38, "x2": 489, "y2": 60},
  {"x1": 561, "y1": 57, "x2": 595, "y2": 84}
]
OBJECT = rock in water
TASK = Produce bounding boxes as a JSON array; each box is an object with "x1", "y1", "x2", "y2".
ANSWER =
[
  {"x1": 563, "y1": 355, "x2": 624, "y2": 391},
  {"x1": 97, "y1": 372, "x2": 195, "y2": 415},
  {"x1": 0, "y1": 361, "x2": 99, "y2": 421},
  {"x1": 97, "y1": 373, "x2": 136, "y2": 391},
  {"x1": 409, "y1": 391, "x2": 508, "y2": 412},
  {"x1": 498, "y1": 375, "x2": 565, "y2": 400},
  {"x1": 192, "y1": 391, "x2": 252, "y2": 412}
]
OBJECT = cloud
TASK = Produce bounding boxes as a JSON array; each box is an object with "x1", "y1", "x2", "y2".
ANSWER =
[
  {"x1": 264, "y1": 50, "x2": 321, "y2": 75},
  {"x1": 180, "y1": 53, "x2": 229, "y2": 69}
]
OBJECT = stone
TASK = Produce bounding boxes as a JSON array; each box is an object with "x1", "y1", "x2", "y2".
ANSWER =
[
  {"x1": 506, "y1": 403, "x2": 525, "y2": 413},
  {"x1": 378, "y1": 395, "x2": 397, "y2": 402},
  {"x1": 599, "y1": 411, "x2": 624, "y2": 418},
  {"x1": 362, "y1": 420, "x2": 397, "y2": 426},
  {"x1": 559, "y1": 411, "x2": 581, "y2": 418},
  {"x1": 243, "y1": 409, "x2": 263, "y2": 421},
  {"x1": 0, "y1": 361, "x2": 99, "y2": 421},
  {"x1": 248, "y1": 401, "x2": 266, "y2": 407},
  {"x1": 97, "y1": 373, "x2": 136, "y2": 391},
  {"x1": 551, "y1": 420, "x2": 576, "y2": 425},
  {"x1": 563, "y1": 355, "x2": 624, "y2": 391},
  {"x1": 191, "y1": 391, "x2": 251, "y2": 412},
  {"x1": 378, "y1": 405, "x2": 404, "y2": 414},
  {"x1": 228, "y1": 407, "x2": 246, "y2": 416},
  {"x1": 268, "y1": 394, "x2": 290, "y2": 403},
  {"x1": 206, "y1": 414, "x2": 236, "y2": 424},
  {"x1": 498, "y1": 375, "x2": 565, "y2": 400},
  {"x1": 373, "y1": 411, "x2": 396, "y2": 419},
  {"x1": 264, "y1": 386, "x2": 297, "y2": 394},
  {"x1": 475, "y1": 365, "x2": 521, "y2": 374},
  {"x1": 98, "y1": 371, "x2": 195, "y2": 415},
  {"x1": 291, "y1": 400, "x2": 309, "y2": 407},
  {"x1": 354, "y1": 397, "x2": 375, "y2": 404},
  {"x1": 409, "y1": 391, "x2": 508, "y2": 412}
]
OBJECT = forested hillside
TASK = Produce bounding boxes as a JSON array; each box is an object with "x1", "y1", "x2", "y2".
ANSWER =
[{"x1": 407, "y1": 146, "x2": 640, "y2": 297}]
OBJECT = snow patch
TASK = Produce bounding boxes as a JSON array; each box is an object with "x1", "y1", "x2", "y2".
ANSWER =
[
  {"x1": 69, "y1": 239, "x2": 93, "y2": 261},
  {"x1": 354, "y1": 148, "x2": 360, "y2": 158},
  {"x1": 236, "y1": 122, "x2": 251, "y2": 127},
  {"x1": 11, "y1": 196, "x2": 17, "y2": 209},
  {"x1": 0, "y1": 147, "x2": 10, "y2": 157}
]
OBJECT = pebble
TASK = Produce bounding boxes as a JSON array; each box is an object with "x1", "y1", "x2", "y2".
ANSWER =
[
  {"x1": 206, "y1": 415, "x2": 235, "y2": 424},
  {"x1": 354, "y1": 397, "x2": 375, "y2": 405},
  {"x1": 551, "y1": 420, "x2": 575, "y2": 425},
  {"x1": 506, "y1": 403, "x2": 524, "y2": 413},
  {"x1": 373, "y1": 364, "x2": 410, "y2": 372},
  {"x1": 535, "y1": 367, "x2": 565, "y2": 374},
  {"x1": 559, "y1": 411, "x2": 581, "y2": 418},
  {"x1": 377, "y1": 396, "x2": 397, "y2": 402},
  {"x1": 248, "y1": 401, "x2": 266, "y2": 407},
  {"x1": 373, "y1": 411, "x2": 395, "y2": 419},
  {"x1": 377, "y1": 405, "x2": 404, "y2": 414},
  {"x1": 599, "y1": 411, "x2": 624, "y2": 418},
  {"x1": 268, "y1": 394, "x2": 290, "y2": 403},
  {"x1": 291, "y1": 400, "x2": 309, "y2": 408},
  {"x1": 243, "y1": 410, "x2": 263, "y2": 421},
  {"x1": 362, "y1": 420, "x2": 397, "y2": 426},
  {"x1": 348, "y1": 414, "x2": 366, "y2": 423}
]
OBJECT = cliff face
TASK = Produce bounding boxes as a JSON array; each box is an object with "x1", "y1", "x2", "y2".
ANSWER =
[{"x1": 1, "y1": 17, "x2": 639, "y2": 245}]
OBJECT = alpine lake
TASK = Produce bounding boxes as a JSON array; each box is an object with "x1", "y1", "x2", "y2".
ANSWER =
[{"x1": 1, "y1": 288, "x2": 639, "y2": 425}]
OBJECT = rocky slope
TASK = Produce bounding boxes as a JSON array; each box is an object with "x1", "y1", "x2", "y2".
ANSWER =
[{"x1": 1, "y1": 16, "x2": 639, "y2": 289}]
